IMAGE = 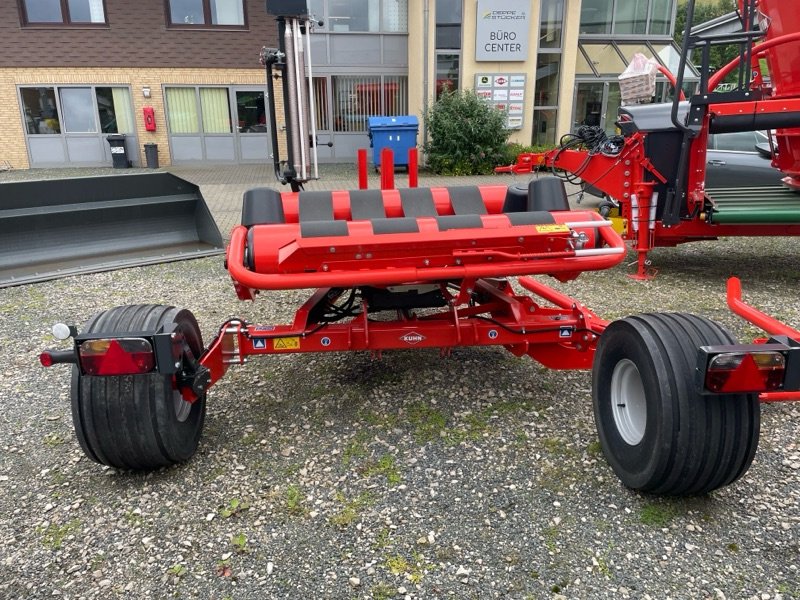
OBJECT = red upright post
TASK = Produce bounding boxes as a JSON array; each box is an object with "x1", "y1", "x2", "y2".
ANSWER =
[
  {"x1": 408, "y1": 147, "x2": 418, "y2": 188},
  {"x1": 380, "y1": 147, "x2": 395, "y2": 190},
  {"x1": 357, "y1": 148, "x2": 368, "y2": 190}
]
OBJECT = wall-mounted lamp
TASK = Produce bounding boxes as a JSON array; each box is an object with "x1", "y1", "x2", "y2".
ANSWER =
[{"x1": 142, "y1": 87, "x2": 151, "y2": 98}]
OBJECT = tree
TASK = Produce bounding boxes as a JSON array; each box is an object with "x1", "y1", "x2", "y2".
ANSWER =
[{"x1": 674, "y1": 0, "x2": 741, "y2": 80}]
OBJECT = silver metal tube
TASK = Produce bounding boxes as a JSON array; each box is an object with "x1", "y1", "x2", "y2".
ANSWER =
[
  {"x1": 573, "y1": 247, "x2": 626, "y2": 256},
  {"x1": 284, "y1": 24, "x2": 302, "y2": 174},
  {"x1": 305, "y1": 17, "x2": 319, "y2": 180},
  {"x1": 293, "y1": 19, "x2": 309, "y2": 180}
]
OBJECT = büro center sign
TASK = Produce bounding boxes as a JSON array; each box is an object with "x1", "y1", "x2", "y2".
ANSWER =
[{"x1": 475, "y1": 0, "x2": 530, "y2": 62}]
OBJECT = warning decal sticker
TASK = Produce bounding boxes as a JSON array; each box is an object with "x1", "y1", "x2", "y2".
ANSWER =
[
  {"x1": 272, "y1": 337, "x2": 300, "y2": 351},
  {"x1": 534, "y1": 224, "x2": 570, "y2": 234}
]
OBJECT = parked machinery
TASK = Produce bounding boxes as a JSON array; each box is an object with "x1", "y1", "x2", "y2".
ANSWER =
[
  {"x1": 537, "y1": 0, "x2": 800, "y2": 279},
  {"x1": 39, "y1": 0, "x2": 800, "y2": 496}
]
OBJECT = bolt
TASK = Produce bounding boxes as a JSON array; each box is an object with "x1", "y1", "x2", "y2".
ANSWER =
[
  {"x1": 423, "y1": 259, "x2": 430, "y2": 266},
  {"x1": 355, "y1": 253, "x2": 362, "y2": 259},
  {"x1": 329, "y1": 247, "x2": 336, "y2": 253},
  {"x1": 174, "y1": 362, "x2": 181, "y2": 369},
  {"x1": 322, "y1": 264, "x2": 329, "y2": 271},
  {"x1": 518, "y1": 237, "x2": 524, "y2": 243}
]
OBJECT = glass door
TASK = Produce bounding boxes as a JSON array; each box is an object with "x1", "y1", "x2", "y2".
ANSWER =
[{"x1": 233, "y1": 89, "x2": 270, "y2": 163}]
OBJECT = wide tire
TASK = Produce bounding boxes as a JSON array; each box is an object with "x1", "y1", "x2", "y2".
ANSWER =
[
  {"x1": 70, "y1": 305, "x2": 206, "y2": 470},
  {"x1": 592, "y1": 313, "x2": 759, "y2": 496}
]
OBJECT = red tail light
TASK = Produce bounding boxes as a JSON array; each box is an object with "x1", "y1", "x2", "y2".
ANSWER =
[
  {"x1": 705, "y1": 351, "x2": 785, "y2": 393},
  {"x1": 79, "y1": 338, "x2": 155, "y2": 376}
]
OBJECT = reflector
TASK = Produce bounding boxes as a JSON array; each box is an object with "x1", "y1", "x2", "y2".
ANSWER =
[
  {"x1": 79, "y1": 338, "x2": 156, "y2": 376},
  {"x1": 706, "y1": 351, "x2": 785, "y2": 393}
]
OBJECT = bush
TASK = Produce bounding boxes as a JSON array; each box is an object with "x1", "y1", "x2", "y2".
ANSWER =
[{"x1": 423, "y1": 89, "x2": 510, "y2": 175}]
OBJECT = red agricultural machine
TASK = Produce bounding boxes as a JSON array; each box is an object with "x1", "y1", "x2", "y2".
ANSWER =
[
  {"x1": 40, "y1": 0, "x2": 800, "y2": 496},
  {"x1": 537, "y1": 0, "x2": 800, "y2": 280}
]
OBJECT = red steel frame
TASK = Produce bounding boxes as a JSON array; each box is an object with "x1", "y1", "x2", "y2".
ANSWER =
[{"x1": 198, "y1": 276, "x2": 609, "y2": 391}]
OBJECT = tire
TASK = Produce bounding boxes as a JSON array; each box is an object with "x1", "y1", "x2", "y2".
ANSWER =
[
  {"x1": 70, "y1": 305, "x2": 206, "y2": 470},
  {"x1": 592, "y1": 313, "x2": 760, "y2": 496}
]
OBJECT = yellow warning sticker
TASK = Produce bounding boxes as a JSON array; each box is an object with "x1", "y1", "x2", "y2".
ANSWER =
[
  {"x1": 272, "y1": 337, "x2": 300, "y2": 351},
  {"x1": 534, "y1": 224, "x2": 570, "y2": 234}
]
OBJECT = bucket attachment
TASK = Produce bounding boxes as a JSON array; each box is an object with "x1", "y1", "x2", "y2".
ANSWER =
[{"x1": 0, "y1": 172, "x2": 224, "y2": 288}]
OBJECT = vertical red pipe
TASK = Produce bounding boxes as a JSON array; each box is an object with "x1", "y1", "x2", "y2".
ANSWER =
[
  {"x1": 408, "y1": 147, "x2": 418, "y2": 188},
  {"x1": 357, "y1": 148, "x2": 368, "y2": 189},
  {"x1": 381, "y1": 147, "x2": 395, "y2": 190}
]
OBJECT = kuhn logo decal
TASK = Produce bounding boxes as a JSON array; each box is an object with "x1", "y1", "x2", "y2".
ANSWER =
[{"x1": 400, "y1": 332, "x2": 425, "y2": 345}]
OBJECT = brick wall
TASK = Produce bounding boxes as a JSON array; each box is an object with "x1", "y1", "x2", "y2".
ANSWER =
[{"x1": 0, "y1": 67, "x2": 288, "y2": 169}]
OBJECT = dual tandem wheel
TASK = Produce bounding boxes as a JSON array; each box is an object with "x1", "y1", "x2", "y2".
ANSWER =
[{"x1": 71, "y1": 304, "x2": 758, "y2": 496}]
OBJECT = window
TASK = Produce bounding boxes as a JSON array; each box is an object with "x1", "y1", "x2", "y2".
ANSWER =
[
  {"x1": 167, "y1": 0, "x2": 245, "y2": 27},
  {"x1": 20, "y1": 85, "x2": 134, "y2": 135},
  {"x1": 60, "y1": 88, "x2": 97, "y2": 133},
  {"x1": 436, "y1": 54, "x2": 459, "y2": 98},
  {"x1": 21, "y1": 0, "x2": 106, "y2": 25},
  {"x1": 21, "y1": 87, "x2": 60, "y2": 134},
  {"x1": 579, "y1": 0, "x2": 676, "y2": 36},
  {"x1": 95, "y1": 88, "x2": 135, "y2": 134},
  {"x1": 332, "y1": 76, "x2": 407, "y2": 132},
  {"x1": 436, "y1": 0, "x2": 462, "y2": 49},
  {"x1": 534, "y1": 0, "x2": 564, "y2": 145},
  {"x1": 165, "y1": 87, "x2": 232, "y2": 133},
  {"x1": 539, "y1": 0, "x2": 564, "y2": 50},
  {"x1": 235, "y1": 91, "x2": 267, "y2": 133},
  {"x1": 323, "y1": 0, "x2": 407, "y2": 32}
]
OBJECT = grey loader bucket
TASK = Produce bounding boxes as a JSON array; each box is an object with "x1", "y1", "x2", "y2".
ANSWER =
[{"x1": 0, "y1": 172, "x2": 224, "y2": 288}]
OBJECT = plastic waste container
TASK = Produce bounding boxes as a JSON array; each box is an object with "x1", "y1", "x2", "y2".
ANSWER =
[
  {"x1": 367, "y1": 116, "x2": 419, "y2": 168},
  {"x1": 144, "y1": 143, "x2": 159, "y2": 169},
  {"x1": 106, "y1": 134, "x2": 130, "y2": 169}
]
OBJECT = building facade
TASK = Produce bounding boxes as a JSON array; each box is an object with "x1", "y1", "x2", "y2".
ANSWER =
[
  {"x1": 0, "y1": 1, "x2": 686, "y2": 169},
  {"x1": 0, "y1": 0, "x2": 279, "y2": 169}
]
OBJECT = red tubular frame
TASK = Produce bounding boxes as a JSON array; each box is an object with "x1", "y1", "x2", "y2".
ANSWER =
[{"x1": 726, "y1": 277, "x2": 800, "y2": 403}]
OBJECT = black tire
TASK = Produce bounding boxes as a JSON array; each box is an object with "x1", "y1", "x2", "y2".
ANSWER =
[
  {"x1": 592, "y1": 313, "x2": 760, "y2": 496},
  {"x1": 70, "y1": 305, "x2": 206, "y2": 470}
]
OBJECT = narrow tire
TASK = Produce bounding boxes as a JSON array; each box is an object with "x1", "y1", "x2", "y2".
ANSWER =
[
  {"x1": 70, "y1": 304, "x2": 206, "y2": 470},
  {"x1": 592, "y1": 313, "x2": 759, "y2": 496}
]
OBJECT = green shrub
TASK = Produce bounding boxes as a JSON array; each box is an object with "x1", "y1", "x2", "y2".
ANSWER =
[{"x1": 423, "y1": 89, "x2": 510, "y2": 175}]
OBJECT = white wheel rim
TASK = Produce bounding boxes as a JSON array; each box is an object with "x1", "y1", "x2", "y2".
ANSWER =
[
  {"x1": 610, "y1": 359, "x2": 647, "y2": 445},
  {"x1": 173, "y1": 389, "x2": 191, "y2": 422}
]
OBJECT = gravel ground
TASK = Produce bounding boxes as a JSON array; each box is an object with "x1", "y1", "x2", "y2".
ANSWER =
[{"x1": 1, "y1": 211, "x2": 799, "y2": 598}]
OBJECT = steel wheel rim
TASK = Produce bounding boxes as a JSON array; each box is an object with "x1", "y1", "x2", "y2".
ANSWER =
[
  {"x1": 173, "y1": 388, "x2": 191, "y2": 422},
  {"x1": 610, "y1": 358, "x2": 647, "y2": 445}
]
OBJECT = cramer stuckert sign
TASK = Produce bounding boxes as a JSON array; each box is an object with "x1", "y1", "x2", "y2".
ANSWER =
[{"x1": 475, "y1": 0, "x2": 531, "y2": 62}]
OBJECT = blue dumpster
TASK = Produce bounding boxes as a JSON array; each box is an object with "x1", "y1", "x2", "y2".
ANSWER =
[{"x1": 367, "y1": 116, "x2": 419, "y2": 168}]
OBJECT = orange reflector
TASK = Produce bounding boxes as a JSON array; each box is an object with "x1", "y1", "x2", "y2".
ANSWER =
[
  {"x1": 79, "y1": 338, "x2": 155, "y2": 376},
  {"x1": 705, "y1": 351, "x2": 785, "y2": 393}
]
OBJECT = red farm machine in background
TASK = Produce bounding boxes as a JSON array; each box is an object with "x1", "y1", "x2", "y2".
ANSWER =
[
  {"x1": 40, "y1": 0, "x2": 800, "y2": 497},
  {"x1": 536, "y1": 0, "x2": 800, "y2": 280}
]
